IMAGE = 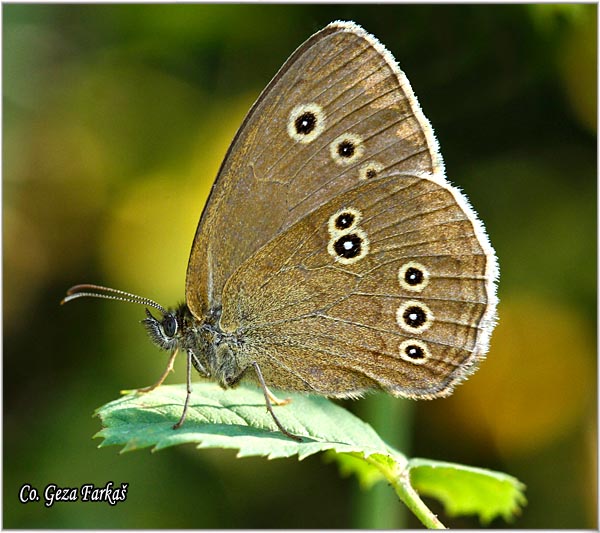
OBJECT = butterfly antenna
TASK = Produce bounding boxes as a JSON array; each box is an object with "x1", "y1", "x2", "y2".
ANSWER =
[{"x1": 61, "y1": 284, "x2": 167, "y2": 314}]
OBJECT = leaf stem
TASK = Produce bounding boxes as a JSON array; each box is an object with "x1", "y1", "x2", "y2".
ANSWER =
[
  {"x1": 365, "y1": 455, "x2": 446, "y2": 529},
  {"x1": 394, "y1": 469, "x2": 446, "y2": 529}
]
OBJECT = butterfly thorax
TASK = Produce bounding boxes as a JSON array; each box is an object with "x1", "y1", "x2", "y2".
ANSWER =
[{"x1": 142, "y1": 303, "x2": 247, "y2": 389}]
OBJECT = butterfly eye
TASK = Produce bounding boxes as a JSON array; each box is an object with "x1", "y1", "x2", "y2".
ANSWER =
[
  {"x1": 162, "y1": 315, "x2": 178, "y2": 338},
  {"x1": 142, "y1": 309, "x2": 178, "y2": 351}
]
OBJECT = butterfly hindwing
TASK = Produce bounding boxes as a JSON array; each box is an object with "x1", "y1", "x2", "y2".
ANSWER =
[{"x1": 219, "y1": 172, "x2": 497, "y2": 398}]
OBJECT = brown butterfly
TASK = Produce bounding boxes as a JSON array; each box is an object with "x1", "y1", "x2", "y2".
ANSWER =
[{"x1": 63, "y1": 21, "x2": 498, "y2": 441}]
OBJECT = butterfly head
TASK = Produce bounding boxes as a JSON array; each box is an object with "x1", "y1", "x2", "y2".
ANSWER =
[{"x1": 142, "y1": 307, "x2": 181, "y2": 352}]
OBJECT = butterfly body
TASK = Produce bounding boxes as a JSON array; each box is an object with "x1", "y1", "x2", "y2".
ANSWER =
[{"x1": 64, "y1": 21, "x2": 498, "y2": 440}]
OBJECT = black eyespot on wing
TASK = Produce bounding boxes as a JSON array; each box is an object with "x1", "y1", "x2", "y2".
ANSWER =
[
  {"x1": 404, "y1": 267, "x2": 424, "y2": 287},
  {"x1": 337, "y1": 139, "x2": 355, "y2": 158},
  {"x1": 402, "y1": 305, "x2": 427, "y2": 328},
  {"x1": 403, "y1": 344, "x2": 425, "y2": 360},
  {"x1": 333, "y1": 233, "x2": 362, "y2": 259},
  {"x1": 359, "y1": 161, "x2": 383, "y2": 180},
  {"x1": 335, "y1": 212, "x2": 355, "y2": 230},
  {"x1": 294, "y1": 112, "x2": 317, "y2": 135}
]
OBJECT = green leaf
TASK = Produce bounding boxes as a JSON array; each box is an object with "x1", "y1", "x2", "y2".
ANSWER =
[
  {"x1": 408, "y1": 458, "x2": 527, "y2": 525},
  {"x1": 94, "y1": 383, "x2": 526, "y2": 528},
  {"x1": 94, "y1": 383, "x2": 397, "y2": 460},
  {"x1": 323, "y1": 450, "x2": 386, "y2": 489}
]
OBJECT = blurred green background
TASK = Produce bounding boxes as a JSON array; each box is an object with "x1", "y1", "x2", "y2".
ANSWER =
[{"x1": 3, "y1": 4, "x2": 596, "y2": 528}]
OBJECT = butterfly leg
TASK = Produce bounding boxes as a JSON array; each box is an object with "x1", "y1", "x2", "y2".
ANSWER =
[
  {"x1": 265, "y1": 387, "x2": 292, "y2": 407},
  {"x1": 252, "y1": 362, "x2": 302, "y2": 442},
  {"x1": 173, "y1": 349, "x2": 194, "y2": 429},
  {"x1": 135, "y1": 348, "x2": 179, "y2": 393}
]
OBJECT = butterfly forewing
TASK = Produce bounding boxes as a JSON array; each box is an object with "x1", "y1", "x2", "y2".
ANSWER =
[{"x1": 186, "y1": 21, "x2": 443, "y2": 317}]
